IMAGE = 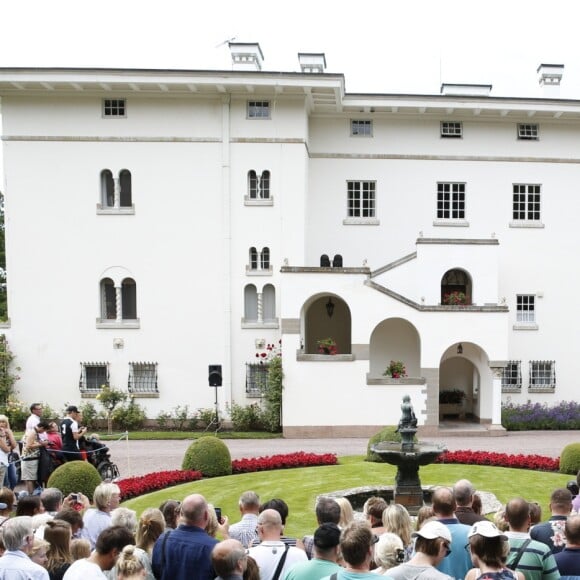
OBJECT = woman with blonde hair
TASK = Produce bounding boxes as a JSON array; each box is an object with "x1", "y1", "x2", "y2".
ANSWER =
[
  {"x1": 116, "y1": 544, "x2": 146, "y2": 580},
  {"x1": 335, "y1": 497, "x2": 354, "y2": 528},
  {"x1": 0, "y1": 414, "x2": 18, "y2": 489},
  {"x1": 136, "y1": 508, "x2": 165, "y2": 555},
  {"x1": 30, "y1": 537, "x2": 50, "y2": 569},
  {"x1": 81, "y1": 482, "x2": 121, "y2": 548},
  {"x1": 373, "y1": 532, "x2": 405, "y2": 574},
  {"x1": 382, "y1": 504, "x2": 413, "y2": 561},
  {"x1": 45, "y1": 519, "x2": 73, "y2": 580}
]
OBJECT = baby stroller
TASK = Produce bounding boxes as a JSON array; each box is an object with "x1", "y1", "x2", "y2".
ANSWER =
[{"x1": 82, "y1": 435, "x2": 120, "y2": 481}]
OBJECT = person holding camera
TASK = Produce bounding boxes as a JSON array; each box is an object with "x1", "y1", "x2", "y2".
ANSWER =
[{"x1": 60, "y1": 406, "x2": 87, "y2": 462}]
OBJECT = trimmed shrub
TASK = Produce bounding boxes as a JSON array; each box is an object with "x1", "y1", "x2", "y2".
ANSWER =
[
  {"x1": 47, "y1": 461, "x2": 102, "y2": 500},
  {"x1": 228, "y1": 402, "x2": 266, "y2": 431},
  {"x1": 181, "y1": 436, "x2": 232, "y2": 477},
  {"x1": 560, "y1": 443, "x2": 580, "y2": 474},
  {"x1": 366, "y1": 426, "x2": 416, "y2": 463},
  {"x1": 112, "y1": 399, "x2": 146, "y2": 430}
]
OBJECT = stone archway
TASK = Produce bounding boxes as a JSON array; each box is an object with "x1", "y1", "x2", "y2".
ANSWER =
[{"x1": 303, "y1": 294, "x2": 351, "y2": 355}]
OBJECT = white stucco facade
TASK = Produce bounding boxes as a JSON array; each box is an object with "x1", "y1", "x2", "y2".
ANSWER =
[{"x1": 0, "y1": 60, "x2": 577, "y2": 435}]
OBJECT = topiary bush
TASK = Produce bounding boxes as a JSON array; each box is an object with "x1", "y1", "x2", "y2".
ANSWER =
[
  {"x1": 366, "y1": 426, "x2": 416, "y2": 463},
  {"x1": 47, "y1": 461, "x2": 102, "y2": 500},
  {"x1": 560, "y1": 443, "x2": 580, "y2": 474},
  {"x1": 181, "y1": 435, "x2": 232, "y2": 477}
]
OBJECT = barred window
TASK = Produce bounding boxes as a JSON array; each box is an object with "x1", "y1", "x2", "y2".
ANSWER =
[
  {"x1": 246, "y1": 362, "x2": 268, "y2": 396},
  {"x1": 128, "y1": 362, "x2": 158, "y2": 393},
  {"x1": 347, "y1": 181, "x2": 376, "y2": 218},
  {"x1": 248, "y1": 101, "x2": 270, "y2": 119},
  {"x1": 80, "y1": 362, "x2": 109, "y2": 392},
  {"x1": 517, "y1": 123, "x2": 539, "y2": 140},
  {"x1": 441, "y1": 121, "x2": 462, "y2": 138},
  {"x1": 103, "y1": 99, "x2": 126, "y2": 117},
  {"x1": 513, "y1": 184, "x2": 541, "y2": 221},
  {"x1": 351, "y1": 120, "x2": 372, "y2": 136},
  {"x1": 517, "y1": 295, "x2": 535, "y2": 323},
  {"x1": 437, "y1": 182, "x2": 465, "y2": 219},
  {"x1": 502, "y1": 361, "x2": 522, "y2": 392},
  {"x1": 529, "y1": 360, "x2": 556, "y2": 391}
]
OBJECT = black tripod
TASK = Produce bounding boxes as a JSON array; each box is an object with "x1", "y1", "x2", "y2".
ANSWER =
[{"x1": 204, "y1": 385, "x2": 221, "y2": 434}]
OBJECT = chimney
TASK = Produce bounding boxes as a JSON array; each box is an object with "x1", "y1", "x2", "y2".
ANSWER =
[
  {"x1": 298, "y1": 53, "x2": 326, "y2": 73},
  {"x1": 440, "y1": 83, "x2": 492, "y2": 97},
  {"x1": 228, "y1": 42, "x2": 264, "y2": 71},
  {"x1": 537, "y1": 63, "x2": 564, "y2": 97}
]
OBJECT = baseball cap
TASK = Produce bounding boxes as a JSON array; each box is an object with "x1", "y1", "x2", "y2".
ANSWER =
[
  {"x1": 314, "y1": 523, "x2": 341, "y2": 549},
  {"x1": 66, "y1": 405, "x2": 79, "y2": 413},
  {"x1": 412, "y1": 520, "x2": 452, "y2": 542},
  {"x1": 468, "y1": 521, "x2": 507, "y2": 540}
]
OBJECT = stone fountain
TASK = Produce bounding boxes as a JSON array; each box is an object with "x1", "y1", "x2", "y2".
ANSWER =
[{"x1": 371, "y1": 395, "x2": 446, "y2": 514}]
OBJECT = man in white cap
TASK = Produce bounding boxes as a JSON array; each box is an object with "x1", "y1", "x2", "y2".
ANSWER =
[{"x1": 387, "y1": 520, "x2": 454, "y2": 580}]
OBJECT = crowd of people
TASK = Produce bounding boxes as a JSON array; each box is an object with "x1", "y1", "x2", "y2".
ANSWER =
[{"x1": 0, "y1": 403, "x2": 578, "y2": 580}]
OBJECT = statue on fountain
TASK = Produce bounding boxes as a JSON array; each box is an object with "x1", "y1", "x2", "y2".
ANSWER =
[{"x1": 397, "y1": 395, "x2": 418, "y2": 431}]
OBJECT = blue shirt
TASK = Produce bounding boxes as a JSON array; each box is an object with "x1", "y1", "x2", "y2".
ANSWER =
[
  {"x1": 436, "y1": 518, "x2": 472, "y2": 580},
  {"x1": 151, "y1": 524, "x2": 218, "y2": 580}
]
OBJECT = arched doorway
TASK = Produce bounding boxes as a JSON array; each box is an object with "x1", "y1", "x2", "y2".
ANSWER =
[
  {"x1": 303, "y1": 294, "x2": 351, "y2": 354},
  {"x1": 441, "y1": 268, "x2": 472, "y2": 305},
  {"x1": 369, "y1": 318, "x2": 421, "y2": 378}
]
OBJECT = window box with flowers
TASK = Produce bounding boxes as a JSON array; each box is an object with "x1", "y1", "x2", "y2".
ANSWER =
[
  {"x1": 443, "y1": 291, "x2": 468, "y2": 306},
  {"x1": 383, "y1": 360, "x2": 407, "y2": 379}
]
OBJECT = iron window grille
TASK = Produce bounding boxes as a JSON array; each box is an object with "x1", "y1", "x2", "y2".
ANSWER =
[
  {"x1": 80, "y1": 362, "x2": 109, "y2": 392},
  {"x1": 128, "y1": 362, "x2": 158, "y2": 394},
  {"x1": 529, "y1": 360, "x2": 556, "y2": 392},
  {"x1": 502, "y1": 361, "x2": 522, "y2": 393},
  {"x1": 246, "y1": 362, "x2": 268, "y2": 397}
]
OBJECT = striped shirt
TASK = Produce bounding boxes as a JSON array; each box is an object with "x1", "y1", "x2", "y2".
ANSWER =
[{"x1": 505, "y1": 533, "x2": 560, "y2": 580}]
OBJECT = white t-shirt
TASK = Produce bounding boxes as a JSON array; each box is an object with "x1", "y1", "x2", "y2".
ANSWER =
[
  {"x1": 249, "y1": 541, "x2": 307, "y2": 580},
  {"x1": 63, "y1": 558, "x2": 107, "y2": 580}
]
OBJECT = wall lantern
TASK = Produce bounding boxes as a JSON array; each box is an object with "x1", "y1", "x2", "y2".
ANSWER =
[
  {"x1": 325, "y1": 297, "x2": 335, "y2": 318},
  {"x1": 457, "y1": 343, "x2": 463, "y2": 355}
]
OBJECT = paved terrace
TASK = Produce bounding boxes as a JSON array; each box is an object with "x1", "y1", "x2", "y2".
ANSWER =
[{"x1": 106, "y1": 430, "x2": 576, "y2": 479}]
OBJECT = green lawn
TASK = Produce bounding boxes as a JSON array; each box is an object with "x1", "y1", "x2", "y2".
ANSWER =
[{"x1": 123, "y1": 455, "x2": 569, "y2": 538}]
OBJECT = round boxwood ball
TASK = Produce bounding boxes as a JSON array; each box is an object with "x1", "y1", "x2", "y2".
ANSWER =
[
  {"x1": 560, "y1": 443, "x2": 580, "y2": 475},
  {"x1": 47, "y1": 461, "x2": 102, "y2": 500},
  {"x1": 181, "y1": 436, "x2": 232, "y2": 477}
]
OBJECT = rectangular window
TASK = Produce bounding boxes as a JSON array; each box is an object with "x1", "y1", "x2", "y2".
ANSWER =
[
  {"x1": 246, "y1": 363, "x2": 269, "y2": 396},
  {"x1": 80, "y1": 362, "x2": 109, "y2": 392},
  {"x1": 437, "y1": 182, "x2": 465, "y2": 219},
  {"x1": 441, "y1": 121, "x2": 462, "y2": 138},
  {"x1": 516, "y1": 295, "x2": 535, "y2": 323},
  {"x1": 351, "y1": 120, "x2": 372, "y2": 136},
  {"x1": 512, "y1": 184, "x2": 541, "y2": 221},
  {"x1": 517, "y1": 123, "x2": 539, "y2": 140},
  {"x1": 247, "y1": 101, "x2": 270, "y2": 119},
  {"x1": 529, "y1": 360, "x2": 555, "y2": 391},
  {"x1": 103, "y1": 99, "x2": 126, "y2": 117},
  {"x1": 128, "y1": 362, "x2": 158, "y2": 394},
  {"x1": 347, "y1": 181, "x2": 376, "y2": 218},
  {"x1": 502, "y1": 361, "x2": 522, "y2": 393}
]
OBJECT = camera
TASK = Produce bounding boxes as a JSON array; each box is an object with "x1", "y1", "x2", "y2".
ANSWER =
[{"x1": 71, "y1": 493, "x2": 79, "y2": 502}]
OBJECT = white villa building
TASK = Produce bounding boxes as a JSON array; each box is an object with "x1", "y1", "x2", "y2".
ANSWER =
[{"x1": 0, "y1": 47, "x2": 575, "y2": 436}]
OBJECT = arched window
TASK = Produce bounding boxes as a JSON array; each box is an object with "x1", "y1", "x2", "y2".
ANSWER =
[
  {"x1": 441, "y1": 269, "x2": 472, "y2": 305},
  {"x1": 101, "y1": 278, "x2": 116, "y2": 319},
  {"x1": 119, "y1": 169, "x2": 132, "y2": 207},
  {"x1": 332, "y1": 254, "x2": 343, "y2": 267},
  {"x1": 260, "y1": 171, "x2": 270, "y2": 199},
  {"x1": 244, "y1": 285, "x2": 258, "y2": 321},
  {"x1": 121, "y1": 278, "x2": 137, "y2": 319},
  {"x1": 263, "y1": 284, "x2": 276, "y2": 321},
  {"x1": 260, "y1": 247, "x2": 270, "y2": 270},
  {"x1": 100, "y1": 170, "x2": 114, "y2": 208},
  {"x1": 248, "y1": 171, "x2": 258, "y2": 199},
  {"x1": 320, "y1": 254, "x2": 331, "y2": 267},
  {"x1": 249, "y1": 247, "x2": 258, "y2": 270}
]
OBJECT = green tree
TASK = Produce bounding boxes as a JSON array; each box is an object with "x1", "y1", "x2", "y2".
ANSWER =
[{"x1": 0, "y1": 336, "x2": 19, "y2": 407}]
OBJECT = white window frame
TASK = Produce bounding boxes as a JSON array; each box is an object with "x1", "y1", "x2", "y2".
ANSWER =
[
  {"x1": 343, "y1": 180, "x2": 379, "y2": 225},
  {"x1": 350, "y1": 120, "x2": 373, "y2": 137},
  {"x1": 128, "y1": 362, "x2": 158, "y2": 394},
  {"x1": 517, "y1": 123, "x2": 539, "y2": 140},
  {"x1": 435, "y1": 182, "x2": 467, "y2": 224},
  {"x1": 102, "y1": 99, "x2": 126, "y2": 118},
  {"x1": 529, "y1": 360, "x2": 555, "y2": 392},
  {"x1": 245, "y1": 170, "x2": 273, "y2": 205},
  {"x1": 441, "y1": 121, "x2": 462, "y2": 138},
  {"x1": 511, "y1": 184, "x2": 542, "y2": 227},
  {"x1": 501, "y1": 361, "x2": 522, "y2": 393},
  {"x1": 247, "y1": 101, "x2": 270, "y2": 119},
  {"x1": 516, "y1": 294, "x2": 535, "y2": 323},
  {"x1": 80, "y1": 362, "x2": 109, "y2": 393}
]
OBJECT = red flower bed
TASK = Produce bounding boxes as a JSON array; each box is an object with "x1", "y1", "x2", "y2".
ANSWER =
[
  {"x1": 436, "y1": 450, "x2": 559, "y2": 472},
  {"x1": 119, "y1": 470, "x2": 202, "y2": 500},
  {"x1": 232, "y1": 452, "x2": 337, "y2": 473}
]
